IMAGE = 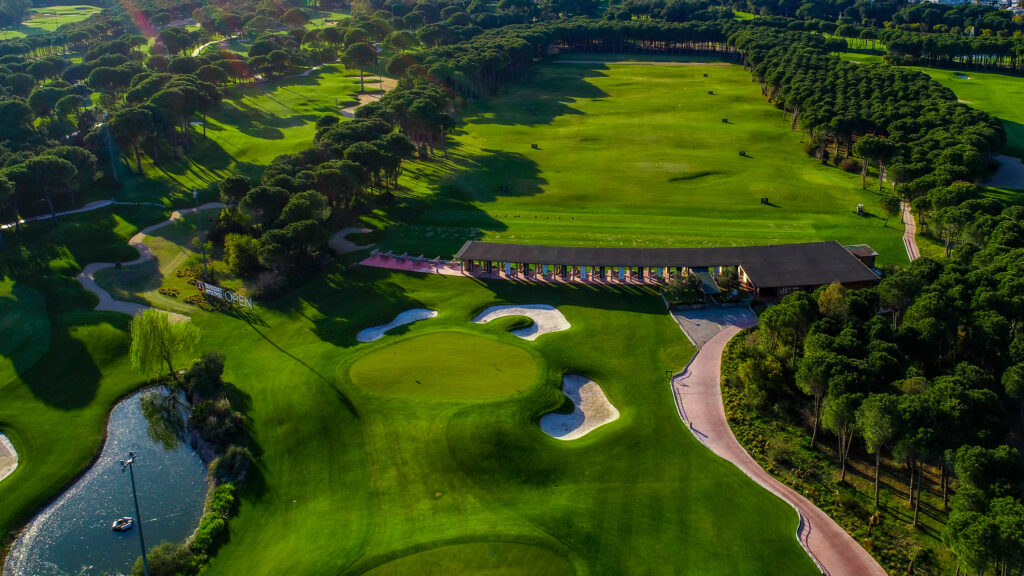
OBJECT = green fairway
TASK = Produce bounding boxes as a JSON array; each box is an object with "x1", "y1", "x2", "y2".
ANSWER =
[
  {"x1": 0, "y1": 5, "x2": 100, "y2": 39},
  {"x1": 362, "y1": 542, "x2": 574, "y2": 575},
  {"x1": 349, "y1": 332, "x2": 538, "y2": 398},
  {"x1": 839, "y1": 52, "x2": 885, "y2": 65},
  {"x1": 907, "y1": 66, "x2": 1024, "y2": 158},
  {"x1": 387, "y1": 58, "x2": 906, "y2": 265},
  {"x1": 114, "y1": 64, "x2": 374, "y2": 201},
  {"x1": 1, "y1": 204, "x2": 821, "y2": 574}
]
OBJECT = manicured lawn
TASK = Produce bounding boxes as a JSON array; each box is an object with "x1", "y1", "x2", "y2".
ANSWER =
[
  {"x1": 2, "y1": 208, "x2": 820, "y2": 575},
  {"x1": 0, "y1": 5, "x2": 100, "y2": 39},
  {"x1": 385, "y1": 58, "x2": 907, "y2": 265},
  {"x1": 349, "y1": 332, "x2": 538, "y2": 398},
  {"x1": 839, "y1": 52, "x2": 885, "y2": 65},
  {"x1": 114, "y1": 64, "x2": 374, "y2": 202},
  {"x1": 907, "y1": 66, "x2": 1024, "y2": 158},
  {"x1": 0, "y1": 206, "x2": 167, "y2": 553}
]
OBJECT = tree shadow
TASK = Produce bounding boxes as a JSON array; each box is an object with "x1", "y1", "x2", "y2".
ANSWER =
[
  {"x1": 463, "y1": 65, "x2": 610, "y2": 127},
  {"x1": 16, "y1": 309, "x2": 125, "y2": 409}
]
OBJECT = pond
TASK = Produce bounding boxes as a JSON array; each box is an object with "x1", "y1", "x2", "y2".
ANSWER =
[{"x1": 4, "y1": 388, "x2": 208, "y2": 576}]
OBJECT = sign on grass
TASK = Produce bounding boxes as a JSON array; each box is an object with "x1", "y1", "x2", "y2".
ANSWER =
[{"x1": 196, "y1": 281, "x2": 253, "y2": 309}]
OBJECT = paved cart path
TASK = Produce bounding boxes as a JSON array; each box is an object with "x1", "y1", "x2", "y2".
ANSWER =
[
  {"x1": 902, "y1": 201, "x2": 920, "y2": 262},
  {"x1": 671, "y1": 309, "x2": 887, "y2": 576},
  {"x1": 75, "y1": 203, "x2": 224, "y2": 319}
]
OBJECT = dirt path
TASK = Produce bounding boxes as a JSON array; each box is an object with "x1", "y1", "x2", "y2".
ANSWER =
[
  {"x1": 192, "y1": 35, "x2": 237, "y2": 57},
  {"x1": 0, "y1": 200, "x2": 168, "y2": 231},
  {"x1": 75, "y1": 203, "x2": 225, "y2": 319},
  {"x1": 671, "y1": 311, "x2": 887, "y2": 576},
  {"x1": 902, "y1": 201, "x2": 920, "y2": 262}
]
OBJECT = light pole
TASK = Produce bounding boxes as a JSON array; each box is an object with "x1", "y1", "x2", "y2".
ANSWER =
[
  {"x1": 194, "y1": 189, "x2": 209, "y2": 278},
  {"x1": 120, "y1": 452, "x2": 150, "y2": 576}
]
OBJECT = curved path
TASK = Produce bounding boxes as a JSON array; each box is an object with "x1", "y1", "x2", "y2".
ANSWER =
[
  {"x1": 75, "y1": 203, "x2": 225, "y2": 319},
  {"x1": 902, "y1": 201, "x2": 920, "y2": 262},
  {"x1": 671, "y1": 310, "x2": 886, "y2": 576}
]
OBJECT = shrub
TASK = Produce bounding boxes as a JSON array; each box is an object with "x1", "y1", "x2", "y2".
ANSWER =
[
  {"x1": 717, "y1": 266, "x2": 741, "y2": 291},
  {"x1": 224, "y1": 233, "x2": 261, "y2": 277},
  {"x1": 211, "y1": 445, "x2": 253, "y2": 483},
  {"x1": 184, "y1": 351, "x2": 225, "y2": 400},
  {"x1": 190, "y1": 398, "x2": 245, "y2": 449},
  {"x1": 766, "y1": 435, "x2": 796, "y2": 468},
  {"x1": 664, "y1": 272, "x2": 705, "y2": 305},
  {"x1": 131, "y1": 542, "x2": 193, "y2": 576},
  {"x1": 207, "y1": 483, "x2": 237, "y2": 518},
  {"x1": 839, "y1": 157, "x2": 862, "y2": 173},
  {"x1": 191, "y1": 515, "x2": 226, "y2": 555}
]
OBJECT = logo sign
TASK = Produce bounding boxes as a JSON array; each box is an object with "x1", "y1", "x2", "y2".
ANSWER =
[{"x1": 196, "y1": 281, "x2": 253, "y2": 309}]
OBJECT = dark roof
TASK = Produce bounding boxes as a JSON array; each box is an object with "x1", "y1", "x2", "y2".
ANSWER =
[
  {"x1": 455, "y1": 240, "x2": 880, "y2": 289},
  {"x1": 844, "y1": 244, "x2": 879, "y2": 258}
]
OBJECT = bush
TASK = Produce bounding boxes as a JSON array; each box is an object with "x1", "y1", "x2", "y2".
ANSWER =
[
  {"x1": 211, "y1": 445, "x2": 253, "y2": 483},
  {"x1": 839, "y1": 157, "x2": 862, "y2": 173},
  {"x1": 184, "y1": 351, "x2": 225, "y2": 400},
  {"x1": 131, "y1": 542, "x2": 193, "y2": 576},
  {"x1": 766, "y1": 435, "x2": 796, "y2": 467},
  {"x1": 717, "y1": 266, "x2": 741, "y2": 291},
  {"x1": 191, "y1": 515, "x2": 226, "y2": 555},
  {"x1": 190, "y1": 398, "x2": 245, "y2": 449},
  {"x1": 664, "y1": 272, "x2": 705, "y2": 305},
  {"x1": 207, "y1": 482, "x2": 236, "y2": 518},
  {"x1": 224, "y1": 233, "x2": 261, "y2": 277}
]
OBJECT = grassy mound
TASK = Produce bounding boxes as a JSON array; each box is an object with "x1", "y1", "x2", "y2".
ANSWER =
[
  {"x1": 362, "y1": 542, "x2": 573, "y2": 576},
  {"x1": 349, "y1": 332, "x2": 537, "y2": 399}
]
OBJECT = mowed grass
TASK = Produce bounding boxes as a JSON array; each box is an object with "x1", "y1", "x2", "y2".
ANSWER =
[
  {"x1": 349, "y1": 332, "x2": 538, "y2": 398},
  {"x1": 0, "y1": 206, "x2": 169, "y2": 554},
  {"x1": 115, "y1": 64, "x2": 376, "y2": 201},
  {"x1": 387, "y1": 58, "x2": 906, "y2": 264},
  {"x1": 3, "y1": 205, "x2": 820, "y2": 575},
  {"x1": 908, "y1": 66, "x2": 1024, "y2": 158},
  {"x1": 0, "y1": 5, "x2": 100, "y2": 39}
]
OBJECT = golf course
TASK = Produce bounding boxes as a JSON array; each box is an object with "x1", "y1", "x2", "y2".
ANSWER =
[
  {"x1": 0, "y1": 51, "x2": 910, "y2": 575},
  {"x1": 386, "y1": 58, "x2": 906, "y2": 263},
  {"x1": 0, "y1": 202, "x2": 821, "y2": 574}
]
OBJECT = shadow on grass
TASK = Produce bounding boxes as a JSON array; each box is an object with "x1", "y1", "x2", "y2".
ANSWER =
[{"x1": 464, "y1": 65, "x2": 610, "y2": 127}]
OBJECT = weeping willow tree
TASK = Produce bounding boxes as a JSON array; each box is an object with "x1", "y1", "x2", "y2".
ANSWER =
[{"x1": 129, "y1": 309, "x2": 201, "y2": 384}]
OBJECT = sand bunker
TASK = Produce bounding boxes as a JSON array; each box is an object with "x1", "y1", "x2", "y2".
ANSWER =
[
  {"x1": 472, "y1": 304, "x2": 570, "y2": 341},
  {"x1": 0, "y1": 433, "x2": 18, "y2": 483},
  {"x1": 540, "y1": 375, "x2": 620, "y2": 441},
  {"x1": 329, "y1": 226, "x2": 374, "y2": 254},
  {"x1": 987, "y1": 154, "x2": 1024, "y2": 189},
  {"x1": 357, "y1": 308, "x2": 438, "y2": 342}
]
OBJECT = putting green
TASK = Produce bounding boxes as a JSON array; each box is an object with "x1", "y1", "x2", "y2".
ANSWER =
[
  {"x1": 349, "y1": 332, "x2": 537, "y2": 399},
  {"x1": 362, "y1": 542, "x2": 574, "y2": 575}
]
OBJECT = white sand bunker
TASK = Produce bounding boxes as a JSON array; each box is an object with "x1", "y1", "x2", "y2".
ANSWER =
[
  {"x1": 472, "y1": 304, "x2": 570, "y2": 341},
  {"x1": 540, "y1": 375, "x2": 620, "y2": 441},
  {"x1": 357, "y1": 308, "x2": 437, "y2": 342},
  {"x1": 0, "y1": 433, "x2": 18, "y2": 483}
]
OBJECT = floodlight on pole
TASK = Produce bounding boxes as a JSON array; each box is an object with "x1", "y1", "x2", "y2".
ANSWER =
[{"x1": 120, "y1": 452, "x2": 150, "y2": 576}]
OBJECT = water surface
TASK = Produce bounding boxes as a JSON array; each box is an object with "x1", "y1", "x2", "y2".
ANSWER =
[{"x1": 4, "y1": 388, "x2": 207, "y2": 576}]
